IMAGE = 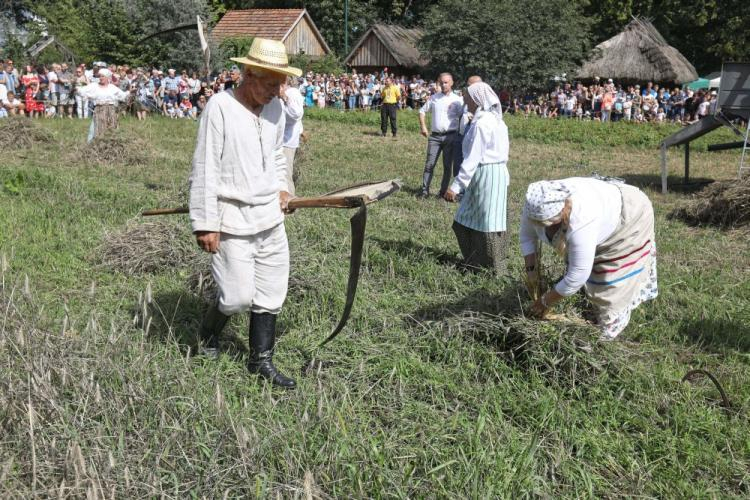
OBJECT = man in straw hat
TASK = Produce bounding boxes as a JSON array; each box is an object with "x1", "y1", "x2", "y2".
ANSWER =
[{"x1": 189, "y1": 37, "x2": 302, "y2": 388}]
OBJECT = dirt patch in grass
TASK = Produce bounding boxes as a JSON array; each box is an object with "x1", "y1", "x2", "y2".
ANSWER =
[{"x1": 669, "y1": 177, "x2": 750, "y2": 228}]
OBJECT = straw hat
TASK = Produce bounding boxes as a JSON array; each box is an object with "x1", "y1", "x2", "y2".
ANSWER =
[{"x1": 230, "y1": 38, "x2": 302, "y2": 78}]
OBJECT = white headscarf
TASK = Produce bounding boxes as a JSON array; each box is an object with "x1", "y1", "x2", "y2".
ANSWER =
[
  {"x1": 98, "y1": 68, "x2": 112, "y2": 79},
  {"x1": 467, "y1": 81, "x2": 503, "y2": 121},
  {"x1": 523, "y1": 180, "x2": 571, "y2": 221}
]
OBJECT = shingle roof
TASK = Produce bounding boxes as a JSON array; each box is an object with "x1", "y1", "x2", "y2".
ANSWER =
[
  {"x1": 345, "y1": 24, "x2": 426, "y2": 67},
  {"x1": 212, "y1": 9, "x2": 305, "y2": 41}
]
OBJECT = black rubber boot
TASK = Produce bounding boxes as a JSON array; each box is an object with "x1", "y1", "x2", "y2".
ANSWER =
[
  {"x1": 198, "y1": 304, "x2": 229, "y2": 359},
  {"x1": 247, "y1": 312, "x2": 296, "y2": 389}
]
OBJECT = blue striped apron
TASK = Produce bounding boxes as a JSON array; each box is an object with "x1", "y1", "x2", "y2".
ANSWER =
[{"x1": 454, "y1": 162, "x2": 509, "y2": 232}]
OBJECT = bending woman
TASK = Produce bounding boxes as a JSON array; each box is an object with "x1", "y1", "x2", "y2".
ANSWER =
[
  {"x1": 520, "y1": 177, "x2": 658, "y2": 339},
  {"x1": 444, "y1": 82, "x2": 510, "y2": 273}
]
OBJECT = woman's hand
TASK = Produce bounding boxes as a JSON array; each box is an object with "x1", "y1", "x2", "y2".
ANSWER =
[
  {"x1": 530, "y1": 290, "x2": 563, "y2": 319},
  {"x1": 529, "y1": 297, "x2": 548, "y2": 318},
  {"x1": 444, "y1": 189, "x2": 458, "y2": 202}
]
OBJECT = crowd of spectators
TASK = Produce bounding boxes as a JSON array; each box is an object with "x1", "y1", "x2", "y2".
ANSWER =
[
  {"x1": 0, "y1": 59, "x2": 227, "y2": 120},
  {"x1": 0, "y1": 58, "x2": 720, "y2": 126},
  {"x1": 296, "y1": 68, "x2": 435, "y2": 111},
  {"x1": 504, "y1": 78, "x2": 718, "y2": 124}
]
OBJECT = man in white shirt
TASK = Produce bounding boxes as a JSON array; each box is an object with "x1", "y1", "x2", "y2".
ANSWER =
[
  {"x1": 189, "y1": 38, "x2": 300, "y2": 389},
  {"x1": 416, "y1": 72, "x2": 464, "y2": 198},
  {"x1": 280, "y1": 76, "x2": 304, "y2": 196}
]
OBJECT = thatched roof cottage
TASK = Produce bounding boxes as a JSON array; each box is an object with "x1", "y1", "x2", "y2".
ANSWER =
[{"x1": 577, "y1": 17, "x2": 698, "y2": 84}]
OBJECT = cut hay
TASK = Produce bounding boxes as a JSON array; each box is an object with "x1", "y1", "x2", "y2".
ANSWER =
[
  {"x1": 669, "y1": 177, "x2": 750, "y2": 228},
  {"x1": 437, "y1": 312, "x2": 629, "y2": 388},
  {"x1": 0, "y1": 117, "x2": 55, "y2": 148},
  {"x1": 81, "y1": 130, "x2": 152, "y2": 166},
  {"x1": 97, "y1": 218, "x2": 204, "y2": 275}
]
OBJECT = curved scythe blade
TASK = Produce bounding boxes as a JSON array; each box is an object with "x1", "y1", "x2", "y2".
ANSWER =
[{"x1": 317, "y1": 203, "x2": 367, "y2": 347}]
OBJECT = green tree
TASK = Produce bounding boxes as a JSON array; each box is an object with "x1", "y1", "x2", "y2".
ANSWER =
[{"x1": 421, "y1": 0, "x2": 592, "y2": 91}]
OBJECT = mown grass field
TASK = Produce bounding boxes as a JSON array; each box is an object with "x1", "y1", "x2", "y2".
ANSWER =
[{"x1": 1, "y1": 110, "x2": 749, "y2": 498}]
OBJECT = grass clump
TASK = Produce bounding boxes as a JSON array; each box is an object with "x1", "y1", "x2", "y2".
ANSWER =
[{"x1": 669, "y1": 177, "x2": 750, "y2": 228}]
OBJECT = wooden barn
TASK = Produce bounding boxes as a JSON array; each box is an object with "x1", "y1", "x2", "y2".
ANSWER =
[
  {"x1": 344, "y1": 24, "x2": 426, "y2": 75},
  {"x1": 212, "y1": 8, "x2": 330, "y2": 58}
]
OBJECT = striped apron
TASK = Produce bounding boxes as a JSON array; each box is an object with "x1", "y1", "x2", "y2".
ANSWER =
[
  {"x1": 454, "y1": 162, "x2": 509, "y2": 232},
  {"x1": 585, "y1": 184, "x2": 658, "y2": 337}
]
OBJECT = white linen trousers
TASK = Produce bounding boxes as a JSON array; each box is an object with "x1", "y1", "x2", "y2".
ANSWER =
[{"x1": 212, "y1": 223, "x2": 289, "y2": 316}]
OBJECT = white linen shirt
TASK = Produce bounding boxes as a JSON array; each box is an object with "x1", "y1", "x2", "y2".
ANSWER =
[
  {"x1": 282, "y1": 87, "x2": 304, "y2": 149},
  {"x1": 419, "y1": 91, "x2": 463, "y2": 133},
  {"x1": 519, "y1": 177, "x2": 623, "y2": 296},
  {"x1": 189, "y1": 90, "x2": 289, "y2": 236},
  {"x1": 76, "y1": 83, "x2": 129, "y2": 105},
  {"x1": 450, "y1": 111, "x2": 509, "y2": 193}
]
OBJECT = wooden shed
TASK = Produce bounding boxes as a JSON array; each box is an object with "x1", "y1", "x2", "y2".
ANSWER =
[
  {"x1": 212, "y1": 8, "x2": 330, "y2": 58},
  {"x1": 344, "y1": 24, "x2": 426, "y2": 74}
]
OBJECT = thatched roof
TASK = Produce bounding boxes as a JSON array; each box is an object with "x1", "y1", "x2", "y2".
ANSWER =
[
  {"x1": 577, "y1": 17, "x2": 698, "y2": 84},
  {"x1": 344, "y1": 24, "x2": 426, "y2": 68}
]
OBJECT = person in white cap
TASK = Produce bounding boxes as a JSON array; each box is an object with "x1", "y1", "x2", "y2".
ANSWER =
[
  {"x1": 76, "y1": 67, "x2": 130, "y2": 142},
  {"x1": 444, "y1": 81, "x2": 510, "y2": 273},
  {"x1": 520, "y1": 177, "x2": 658, "y2": 339},
  {"x1": 189, "y1": 37, "x2": 301, "y2": 388}
]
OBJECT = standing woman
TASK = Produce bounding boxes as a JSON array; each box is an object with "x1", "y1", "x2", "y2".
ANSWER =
[
  {"x1": 76, "y1": 68, "x2": 129, "y2": 142},
  {"x1": 22, "y1": 65, "x2": 45, "y2": 118},
  {"x1": 444, "y1": 82, "x2": 510, "y2": 273},
  {"x1": 520, "y1": 177, "x2": 658, "y2": 339}
]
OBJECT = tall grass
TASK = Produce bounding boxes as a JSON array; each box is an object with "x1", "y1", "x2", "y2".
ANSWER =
[{"x1": 0, "y1": 113, "x2": 748, "y2": 497}]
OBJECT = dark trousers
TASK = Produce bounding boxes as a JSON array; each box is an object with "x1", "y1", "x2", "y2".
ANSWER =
[
  {"x1": 421, "y1": 132, "x2": 458, "y2": 195},
  {"x1": 380, "y1": 103, "x2": 397, "y2": 136}
]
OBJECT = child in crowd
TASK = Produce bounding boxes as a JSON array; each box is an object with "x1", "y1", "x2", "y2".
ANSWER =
[
  {"x1": 179, "y1": 95, "x2": 196, "y2": 119},
  {"x1": 165, "y1": 101, "x2": 177, "y2": 118},
  {"x1": 4, "y1": 92, "x2": 23, "y2": 116}
]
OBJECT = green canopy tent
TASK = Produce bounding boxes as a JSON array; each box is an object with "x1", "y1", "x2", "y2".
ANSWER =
[
  {"x1": 685, "y1": 75, "x2": 721, "y2": 90},
  {"x1": 685, "y1": 78, "x2": 710, "y2": 90}
]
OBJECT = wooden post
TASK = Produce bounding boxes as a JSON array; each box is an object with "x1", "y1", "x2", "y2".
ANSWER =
[
  {"x1": 684, "y1": 143, "x2": 690, "y2": 184},
  {"x1": 660, "y1": 144, "x2": 668, "y2": 194}
]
